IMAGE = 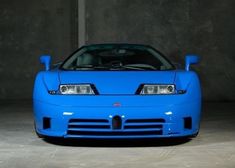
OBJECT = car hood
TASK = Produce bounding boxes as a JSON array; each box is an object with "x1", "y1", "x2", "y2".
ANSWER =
[{"x1": 58, "y1": 71, "x2": 176, "y2": 95}]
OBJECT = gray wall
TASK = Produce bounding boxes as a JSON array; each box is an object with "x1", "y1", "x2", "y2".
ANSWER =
[
  {"x1": 86, "y1": 0, "x2": 235, "y2": 101},
  {"x1": 0, "y1": 0, "x2": 234, "y2": 101},
  {"x1": 0, "y1": 0, "x2": 77, "y2": 99}
]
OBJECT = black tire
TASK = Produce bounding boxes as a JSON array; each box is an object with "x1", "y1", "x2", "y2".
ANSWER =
[
  {"x1": 190, "y1": 132, "x2": 199, "y2": 138},
  {"x1": 36, "y1": 130, "x2": 44, "y2": 138}
]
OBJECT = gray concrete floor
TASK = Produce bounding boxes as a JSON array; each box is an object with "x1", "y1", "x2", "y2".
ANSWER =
[{"x1": 0, "y1": 101, "x2": 235, "y2": 168}]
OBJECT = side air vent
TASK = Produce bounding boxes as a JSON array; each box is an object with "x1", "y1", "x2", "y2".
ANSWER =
[
  {"x1": 184, "y1": 117, "x2": 192, "y2": 129},
  {"x1": 43, "y1": 117, "x2": 51, "y2": 129}
]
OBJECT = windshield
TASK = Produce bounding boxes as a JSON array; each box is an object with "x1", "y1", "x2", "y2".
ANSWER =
[{"x1": 61, "y1": 44, "x2": 174, "y2": 71}]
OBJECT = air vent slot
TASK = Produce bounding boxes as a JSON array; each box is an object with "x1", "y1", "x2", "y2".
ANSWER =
[
  {"x1": 184, "y1": 117, "x2": 192, "y2": 129},
  {"x1": 43, "y1": 117, "x2": 51, "y2": 129}
]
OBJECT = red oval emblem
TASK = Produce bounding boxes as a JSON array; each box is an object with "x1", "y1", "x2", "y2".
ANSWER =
[{"x1": 113, "y1": 102, "x2": 121, "y2": 107}]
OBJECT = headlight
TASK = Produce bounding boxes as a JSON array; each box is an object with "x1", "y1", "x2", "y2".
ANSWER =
[
  {"x1": 59, "y1": 84, "x2": 96, "y2": 95},
  {"x1": 139, "y1": 84, "x2": 175, "y2": 95}
]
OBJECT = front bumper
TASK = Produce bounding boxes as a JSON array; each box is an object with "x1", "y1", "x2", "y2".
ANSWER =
[{"x1": 34, "y1": 97, "x2": 201, "y2": 138}]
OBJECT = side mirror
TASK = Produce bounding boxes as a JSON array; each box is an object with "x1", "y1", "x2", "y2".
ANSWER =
[
  {"x1": 40, "y1": 55, "x2": 51, "y2": 71},
  {"x1": 185, "y1": 55, "x2": 200, "y2": 71}
]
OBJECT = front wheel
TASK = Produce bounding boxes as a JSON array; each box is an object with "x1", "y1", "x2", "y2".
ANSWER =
[{"x1": 190, "y1": 132, "x2": 199, "y2": 138}]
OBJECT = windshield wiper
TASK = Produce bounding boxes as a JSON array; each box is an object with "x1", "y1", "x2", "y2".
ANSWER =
[
  {"x1": 122, "y1": 64, "x2": 157, "y2": 70},
  {"x1": 100, "y1": 62, "x2": 157, "y2": 70},
  {"x1": 74, "y1": 64, "x2": 110, "y2": 70},
  {"x1": 73, "y1": 64, "x2": 157, "y2": 71}
]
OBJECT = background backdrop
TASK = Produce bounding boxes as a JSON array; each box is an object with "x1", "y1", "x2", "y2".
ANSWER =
[{"x1": 0, "y1": 0, "x2": 234, "y2": 101}]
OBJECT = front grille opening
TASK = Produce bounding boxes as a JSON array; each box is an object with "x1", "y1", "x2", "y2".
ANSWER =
[
  {"x1": 69, "y1": 119, "x2": 108, "y2": 123},
  {"x1": 43, "y1": 117, "x2": 51, "y2": 129},
  {"x1": 112, "y1": 116, "x2": 122, "y2": 130},
  {"x1": 67, "y1": 117, "x2": 164, "y2": 137},
  {"x1": 184, "y1": 117, "x2": 192, "y2": 129},
  {"x1": 68, "y1": 125, "x2": 110, "y2": 129},
  {"x1": 67, "y1": 130, "x2": 163, "y2": 136},
  {"x1": 126, "y1": 119, "x2": 165, "y2": 123},
  {"x1": 124, "y1": 125, "x2": 163, "y2": 129}
]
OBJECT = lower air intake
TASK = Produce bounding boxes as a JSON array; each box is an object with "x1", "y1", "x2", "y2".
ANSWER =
[{"x1": 67, "y1": 130, "x2": 163, "y2": 136}]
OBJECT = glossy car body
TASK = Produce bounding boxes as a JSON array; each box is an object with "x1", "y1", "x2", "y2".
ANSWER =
[{"x1": 33, "y1": 44, "x2": 201, "y2": 139}]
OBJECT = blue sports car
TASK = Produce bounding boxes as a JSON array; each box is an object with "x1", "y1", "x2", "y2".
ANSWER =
[{"x1": 33, "y1": 43, "x2": 201, "y2": 139}]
